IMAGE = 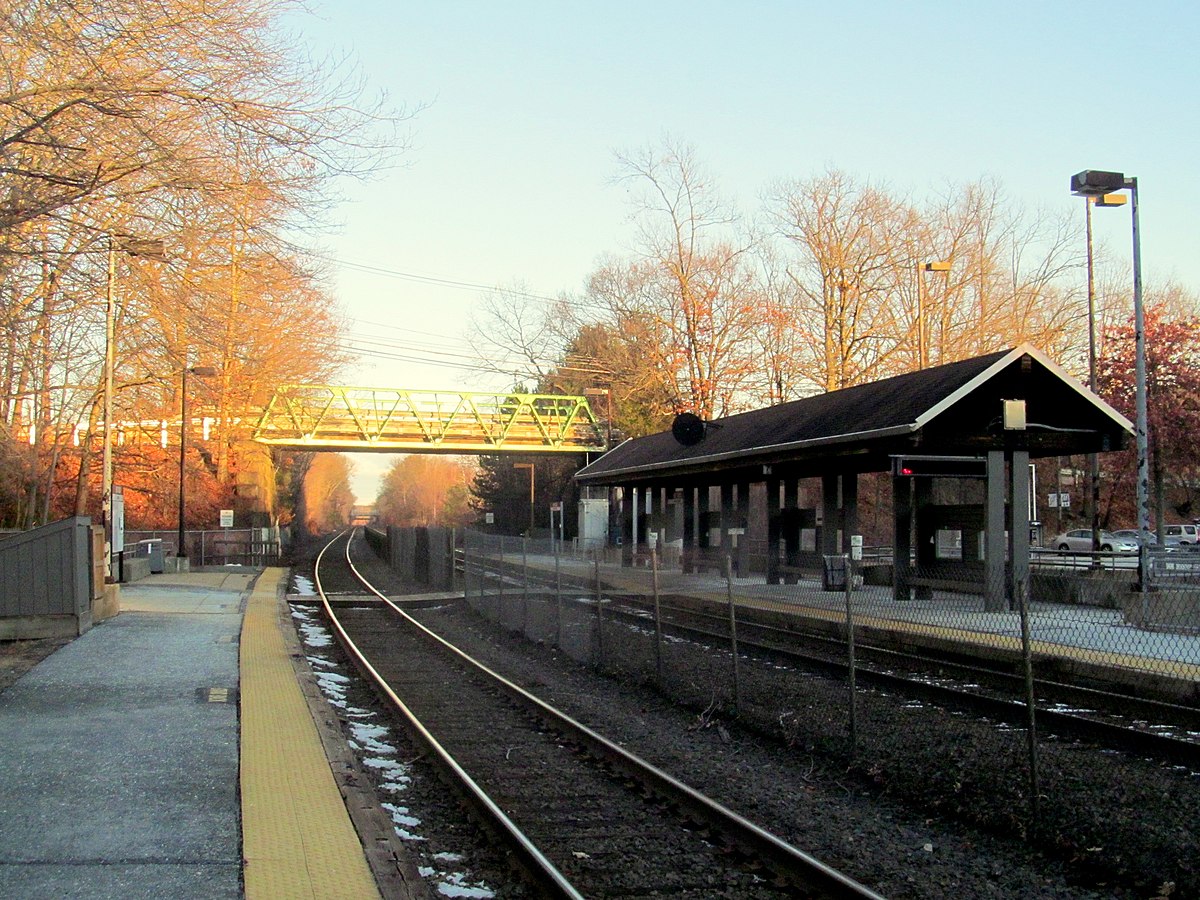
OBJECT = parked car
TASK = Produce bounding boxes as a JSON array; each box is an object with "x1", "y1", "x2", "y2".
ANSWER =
[
  {"x1": 1049, "y1": 529, "x2": 1139, "y2": 553},
  {"x1": 1110, "y1": 528, "x2": 1160, "y2": 547},
  {"x1": 1162, "y1": 523, "x2": 1199, "y2": 547}
]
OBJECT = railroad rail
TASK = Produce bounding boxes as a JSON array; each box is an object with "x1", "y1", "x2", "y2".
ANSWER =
[{"x1": 313, "y1": 530, "x2": 885, "y2": 899}]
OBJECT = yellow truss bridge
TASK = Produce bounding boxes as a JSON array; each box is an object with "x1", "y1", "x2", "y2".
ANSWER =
[{"x1": 251, "y1": 385, "x2": 608, "y2": 454}]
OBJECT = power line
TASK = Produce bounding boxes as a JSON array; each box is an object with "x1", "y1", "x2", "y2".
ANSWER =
[{"x1": 322, "y1": 253, "x2": 612, "y2": 315}]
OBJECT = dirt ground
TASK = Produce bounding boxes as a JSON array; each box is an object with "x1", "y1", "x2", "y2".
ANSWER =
[{"x1": 0, "y1": 636, "x2": 71, "y2": 692}]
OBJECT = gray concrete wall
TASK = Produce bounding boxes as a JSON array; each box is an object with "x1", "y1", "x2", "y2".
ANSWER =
[{"x1": 384, "y1": 526, "x2": 455, "y2": 591}]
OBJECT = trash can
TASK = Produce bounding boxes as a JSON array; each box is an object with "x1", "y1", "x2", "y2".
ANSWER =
[
  {"x1": 136, "y1": 539, "x2": 165, "y2": 574},
  {"x1": 822, "y1": 554, "x2": 846, "y2": 591}
]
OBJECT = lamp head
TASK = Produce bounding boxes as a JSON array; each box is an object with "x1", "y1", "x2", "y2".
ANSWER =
[{"x1": 1071, "y1": 170, "x2": 1126, "y2": 196}]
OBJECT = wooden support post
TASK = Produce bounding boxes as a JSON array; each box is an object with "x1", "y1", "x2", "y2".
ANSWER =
[
  {"x1": 620, "y1": 485, "x2": 634, "y2": 566},
  {"x1": 892, "y1": 475, "x2": 912, "y2": 602},
  {"x1": 736, "y1": 482, "x2": 751, "y2": 578},
  {"x1": 765, "y1": 477, "x2": 781, "y2": 584},
  {"x1": 985, "y1": 450, "x2": 1007, "y2": 612},
  {"x1": 1009, "y1": 450, "x2": 1031, "y2": 611},
  {"x1": 682, "y1": 485, "x2": 696, "y2": 574},
  {"x1": 783, "y1": 476, "x2": 799, "y2": 584},
  {"x1": 719, "y1": 482, "x2": 734, "y2": 570},
  {"x1": 821, "y1": 473, "x2": 840, "y2": 556}
]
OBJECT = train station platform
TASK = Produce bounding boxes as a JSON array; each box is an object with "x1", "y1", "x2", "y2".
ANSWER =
[{"x1": 0, "y1": 568, "x2": 383, "y2": 900}]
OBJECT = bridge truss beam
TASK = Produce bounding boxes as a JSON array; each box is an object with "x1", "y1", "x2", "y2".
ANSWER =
[{"x1": 251, "y1": 386, "x2": 608, "y2": 453}]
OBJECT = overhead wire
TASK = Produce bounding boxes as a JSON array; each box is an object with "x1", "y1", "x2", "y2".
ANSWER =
[
  {"x1": 308, "y1": 251, "x2": 621, "y2": 381},
  {"x1": 319, "y1": 252, "x2": 613, "y2": 316}
]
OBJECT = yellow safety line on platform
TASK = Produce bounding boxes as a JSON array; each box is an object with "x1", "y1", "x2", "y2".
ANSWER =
[{"x1": 240, "y1": 568, "x2": 382, "y2": 900}]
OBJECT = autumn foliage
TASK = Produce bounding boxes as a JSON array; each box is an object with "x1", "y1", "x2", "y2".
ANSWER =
[
  {"x1": 1096, "y1": 305, "x2": 1200, "y2": 525},
  {"x1": 375, "y1": 456, "x2": 475, "y2": 529},
  {"x1": 0, "y1": 0, "x2": 402, "y2": 529}
]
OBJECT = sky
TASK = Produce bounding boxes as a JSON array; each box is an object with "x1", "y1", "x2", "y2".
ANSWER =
[{"x1": 285, "y1": 1, "x2": 1199, "y2": 501}]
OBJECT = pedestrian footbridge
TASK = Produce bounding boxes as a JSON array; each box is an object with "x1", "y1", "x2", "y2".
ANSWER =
[{"x1": 251, "y1": 385, "x2": 608, "y2": 453}]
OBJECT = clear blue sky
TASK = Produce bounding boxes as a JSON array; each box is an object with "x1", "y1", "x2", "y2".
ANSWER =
[{"x1": 288, "y1": 1, "x2": 1198, "y2": 499}]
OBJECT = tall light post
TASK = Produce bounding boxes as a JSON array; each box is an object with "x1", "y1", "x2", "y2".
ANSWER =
[
  {"x1": 1082, "y1": 191, "x2": 1127, "y2": 554},
  {"x1": 915, "y1": 259, "x2": 952, "y2": 369},
  {"x1": 513, "y1": 463, "x2": 535, "y2": 535},
  {"x1": 102, "y1": 235, "x2": 167, "y2": 580},
  {"x1": 1071, "y1": 170, "x2": 1148, "y2": 589},
  {"x1": 178, "y1": 365, "x2": 217, "y2": 562}
]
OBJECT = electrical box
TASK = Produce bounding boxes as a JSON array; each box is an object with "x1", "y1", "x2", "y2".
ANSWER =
[{"x1": 577, "y1": 498, "x2": 609, "y2": 551}]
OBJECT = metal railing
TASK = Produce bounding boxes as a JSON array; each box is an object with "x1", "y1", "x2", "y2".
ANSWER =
[{"x1": 123, "y1": 527, "x2": 282, "y2": 567}]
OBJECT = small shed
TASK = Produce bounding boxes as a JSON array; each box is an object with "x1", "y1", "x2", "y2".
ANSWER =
[{"x1": 575, "y1": 345, "x2": 1133, "y2": 611}]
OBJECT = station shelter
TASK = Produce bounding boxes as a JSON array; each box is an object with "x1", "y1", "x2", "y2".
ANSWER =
[{"x1": 574, "y1": 345, "x2": 1132, "y2": 612}]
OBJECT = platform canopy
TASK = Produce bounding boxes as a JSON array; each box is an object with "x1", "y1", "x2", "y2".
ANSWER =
[{"x1": 576, "y1": 345, "x2": 1132, "y2": 488}]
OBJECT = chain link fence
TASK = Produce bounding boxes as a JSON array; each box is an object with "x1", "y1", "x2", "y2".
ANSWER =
[{"x1": 454, "y1": 529, "x2": 1199, "y2": 840}]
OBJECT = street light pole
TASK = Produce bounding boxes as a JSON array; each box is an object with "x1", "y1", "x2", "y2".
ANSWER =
[
  {"x1": 178, "y1": 365, "x2": 217, "y2": 562},
  {"x1": 915, "y1": 260, "x2": 951, "y2": 369},
  {"x1": 102, "y1": 239, "x2": 116, "y2": 579},
  {"x1": 1085, "y1": 197, "x2": 1101, "y2": 555},
  {"x1": 100, "y1": 235, "x2": 168, "y2": 580},
  {"x1": 1071, "y1": 170, "x2": 1148, "y2": 589},
  {"x1": 1129, "y1": 176, "x2": 1150, "y2": 590}
]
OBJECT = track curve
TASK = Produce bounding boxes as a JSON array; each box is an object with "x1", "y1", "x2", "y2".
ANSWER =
[{"x1": 314, "y1": 529, "x2": 886, "y2": 899}]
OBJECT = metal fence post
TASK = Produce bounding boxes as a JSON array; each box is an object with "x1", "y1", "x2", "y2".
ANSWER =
[
  {"x1": 726, "y1": 555, "x2": 740, "y2": 716},
  {"x1": 844, "y1": 553, "x2": 858, "y2": 752},
  {"x1": 522, "y1": 534, "x2": 529, "y2": 637},
  {"x1": 463, "y1": 535, "x2": 471, "y2": 605},
  {"x1": 554, "y1": 536, "x2": 563, "y2": 649},
  {"x1": 497, "y1": 535, "x2": 505, "y2": 635},
  {"x1": 594, "y1": 553, "x2": 604, "y2": 669},
  {"x1": 652, "y1": 548, "x2": 663, "y2": 685},
  {"x1": 477, "y1": 534, "x2": 486, "y2": 607},
  {"x1": 1017, "y1": 574, "x2": 1040, "y2": 834}
]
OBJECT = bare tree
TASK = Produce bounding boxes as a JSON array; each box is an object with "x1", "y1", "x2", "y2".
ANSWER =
[
  {"x1": 767, "y1": 168, "x2": 916, "y2": 391},
  {"x1": 588, "y1": 141, "x2": 761, "y2": 419}
]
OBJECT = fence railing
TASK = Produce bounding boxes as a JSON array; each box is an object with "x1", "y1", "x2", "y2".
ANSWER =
[{"x1": 123, "y1": 527, "x2": 282, "y2": 567}]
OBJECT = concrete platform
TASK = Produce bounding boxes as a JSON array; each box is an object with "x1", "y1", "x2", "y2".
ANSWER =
[{"x1": 0, "y1": 568, "x2": 381, "y2": 899}]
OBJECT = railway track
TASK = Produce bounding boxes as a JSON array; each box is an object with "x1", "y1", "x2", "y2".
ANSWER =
[
  {"x1": 468, "y1": 552, "x2": 1200, "y2": 768},
  {"x1": 313, "y1": 530, "x2": 885, "y2": 899}
]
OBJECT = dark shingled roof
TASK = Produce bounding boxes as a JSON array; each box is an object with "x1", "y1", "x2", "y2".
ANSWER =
[{"x1": 576, "y1": 345, "x2": 1132, "y2": 487}]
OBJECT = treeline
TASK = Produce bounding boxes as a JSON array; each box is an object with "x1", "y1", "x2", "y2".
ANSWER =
[
  {"x1": 0, "y1": 0, "x2": 402, "y2": 528},
  {"x1": 468, "y1": 141, "x2": 1200, "y2": 531}
]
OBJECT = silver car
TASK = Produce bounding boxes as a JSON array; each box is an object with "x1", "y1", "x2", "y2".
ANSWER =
[
  {"x1": 1110, "y1": 528, "x2": 1159, "y2": 547},
  {"x1": 1050, "y1": 529, "x2": 1138, "y2": 553}
]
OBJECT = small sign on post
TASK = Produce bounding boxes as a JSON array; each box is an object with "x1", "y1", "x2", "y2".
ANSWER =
[
  {"x1": 219, "y1": 509, "x2": 234, "y2": 528},
  {"x1": 850, "y1": 534, "x2": 863, "y2": 561}
]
